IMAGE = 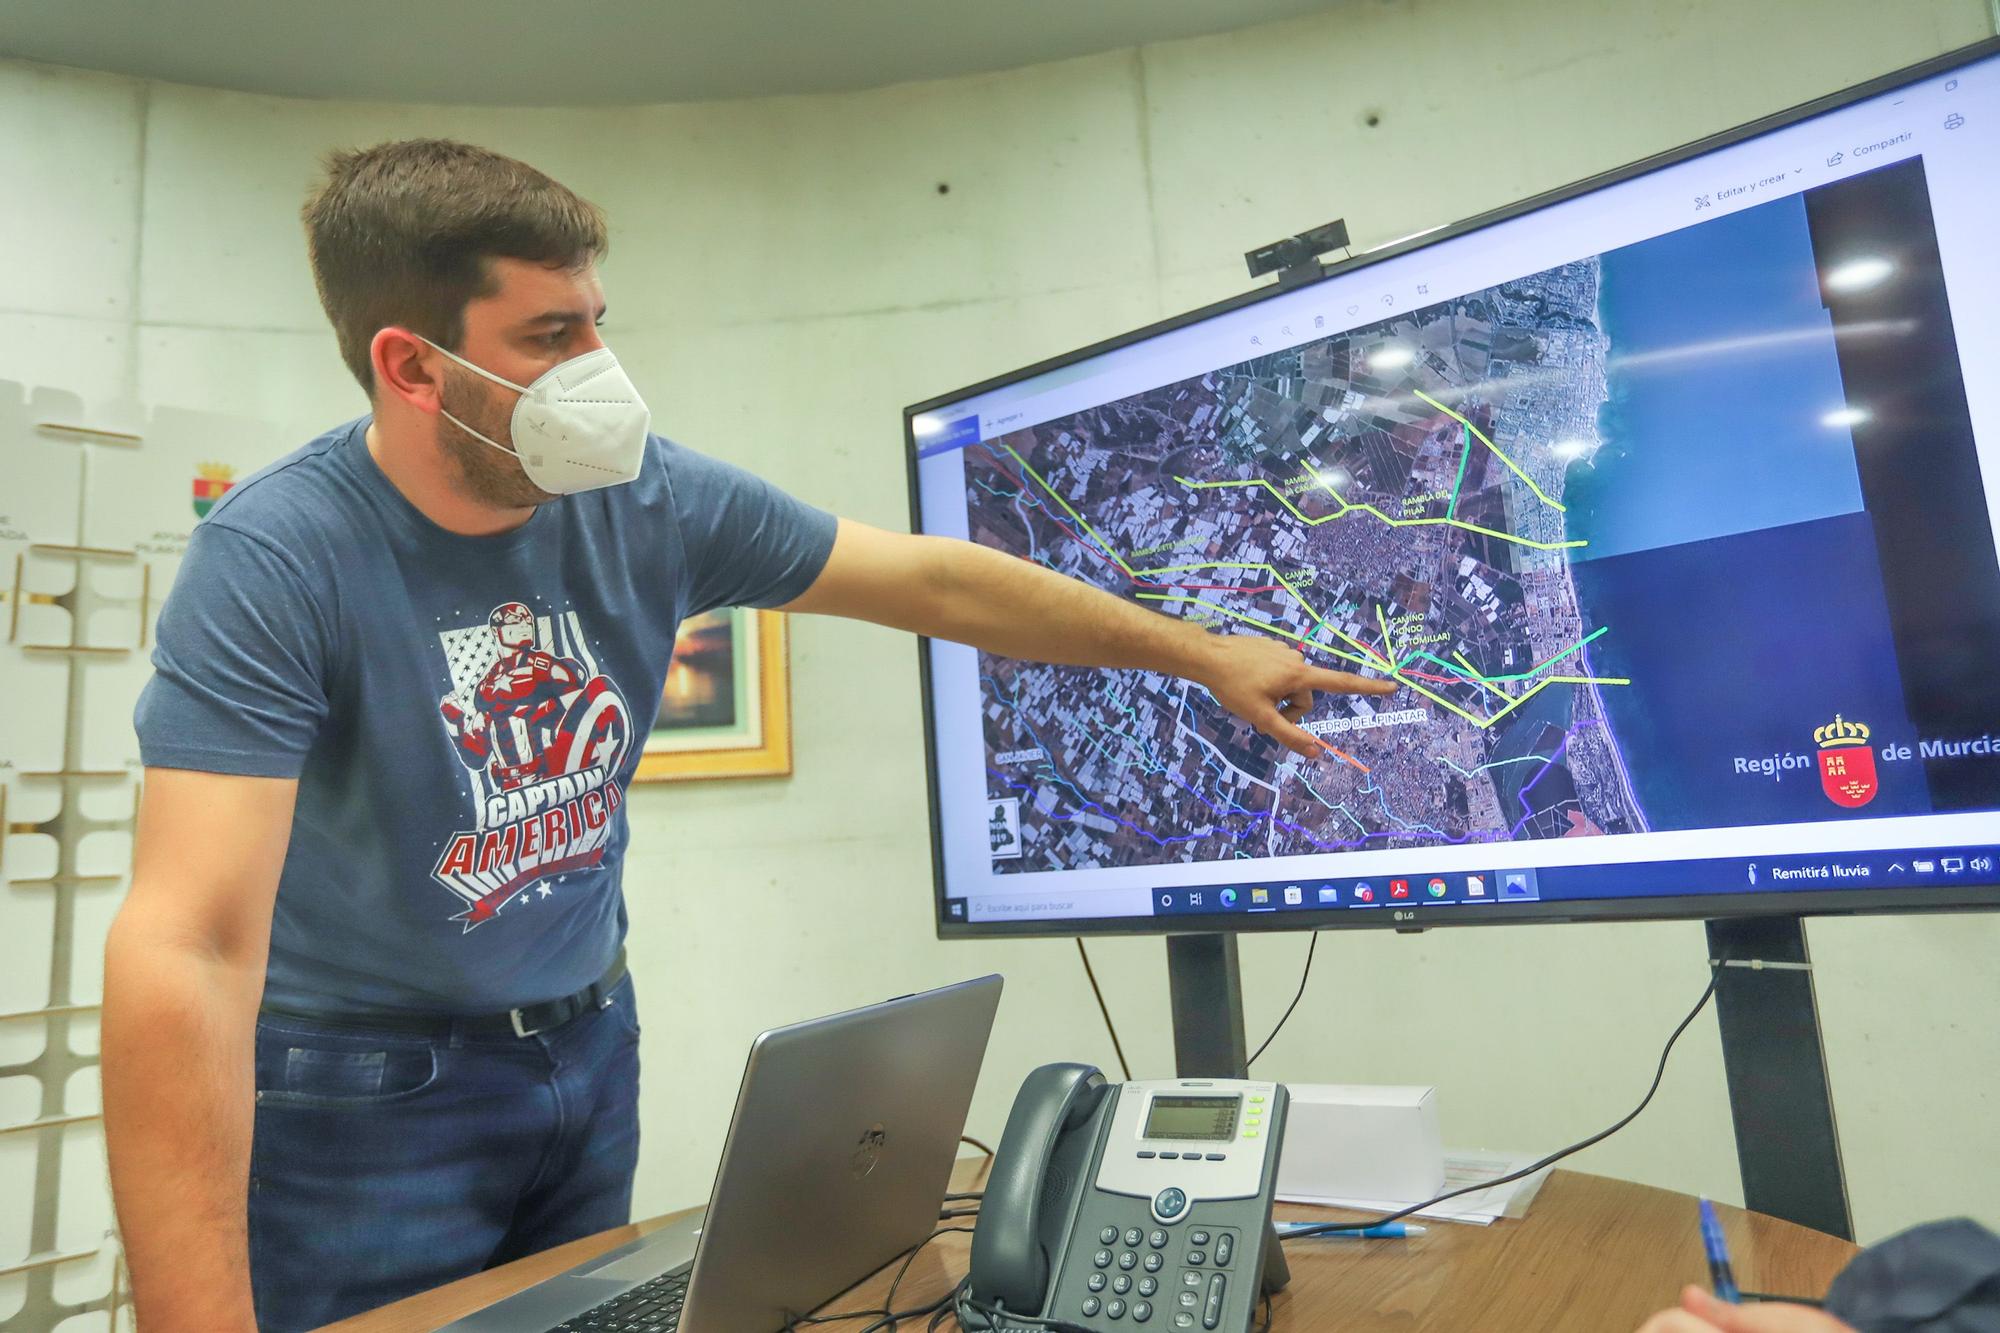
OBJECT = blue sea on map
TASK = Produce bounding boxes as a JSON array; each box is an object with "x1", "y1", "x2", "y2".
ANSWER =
[
  {"x1": 1568, "y1": 194, "x2": 1864, "y2": 563},
  {"x1": 1573, "y1": 513, "x2": 1928, "y2": 828},
  {"x1": 1562, "y1": 191, "x2": 1931, "y2": 830}
]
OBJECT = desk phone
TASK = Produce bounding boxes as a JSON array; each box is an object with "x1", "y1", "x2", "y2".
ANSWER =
[{"x1": 964, "y1": 1064, "x2": 1289, "y2": 1330}]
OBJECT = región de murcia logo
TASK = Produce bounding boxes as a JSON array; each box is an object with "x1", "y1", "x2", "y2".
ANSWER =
[{"x1": 1814, "y1": 714, "x2": 1877, "y2": 809}]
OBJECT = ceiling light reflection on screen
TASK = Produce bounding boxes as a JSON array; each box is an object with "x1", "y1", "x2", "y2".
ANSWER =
[
  {"x1": 1369, "y1": 345, "x2": 1416, "y2": 372},
  {"x1": 1822, "y1": 406, "x2": 1871, "y2": 428},
  {"x1": 1550, "y1": 439, "x2": 1592, "y2": 461},
  {"x1": 911, "y1": 415, "x2": 944, "y2": 438},
  {"x1": 1824, "y1": 256, "x2": 1895, "y2": 292}
]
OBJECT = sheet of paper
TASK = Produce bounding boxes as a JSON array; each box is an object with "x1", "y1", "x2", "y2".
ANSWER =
[{"x1": 1277, "y1": 1150, "x2": 1553, "y2": 1226}]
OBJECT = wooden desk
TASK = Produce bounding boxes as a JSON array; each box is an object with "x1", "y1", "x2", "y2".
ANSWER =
[{"x1": 326, "y1": 1162, "x2": 1860, "y2": 1332}]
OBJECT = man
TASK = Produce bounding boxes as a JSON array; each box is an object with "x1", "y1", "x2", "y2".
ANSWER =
[{"x1": 100, "y1": 139, "x2": 1392, "y2": 1332}]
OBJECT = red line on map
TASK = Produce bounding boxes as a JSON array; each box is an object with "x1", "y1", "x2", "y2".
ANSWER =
[{"x1": 1318, "y1": 742, "x2": 1372, "y2": 774}]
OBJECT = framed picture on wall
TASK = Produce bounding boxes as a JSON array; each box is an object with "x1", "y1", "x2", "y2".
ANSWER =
[{"x1": 635, "y1": 607, "x2": 794, "y2": 782}]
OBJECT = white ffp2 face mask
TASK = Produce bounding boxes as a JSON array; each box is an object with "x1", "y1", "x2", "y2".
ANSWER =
[{"x1": 422, "y1": 336, "x2": 652, "y2": 496}]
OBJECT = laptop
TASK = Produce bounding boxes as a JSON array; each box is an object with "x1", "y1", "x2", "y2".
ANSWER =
[{"x1": 441, "y1": 974, "x2": 1003, "y2": 1332}]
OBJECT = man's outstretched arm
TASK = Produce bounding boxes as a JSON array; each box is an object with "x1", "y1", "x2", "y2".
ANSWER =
[{"x1": 781, "y1": 519, "x2": 1396, "y2": 758}]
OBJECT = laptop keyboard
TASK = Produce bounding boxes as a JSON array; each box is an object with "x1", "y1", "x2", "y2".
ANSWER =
[{"x1": 547, "y1": 1266, "x2": 688, "y2": 1331}]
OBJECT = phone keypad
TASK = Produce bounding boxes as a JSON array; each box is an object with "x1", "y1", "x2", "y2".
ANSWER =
[{"x1": 1081, "y1": 1227, "x2": 1238, "y2": 1325}]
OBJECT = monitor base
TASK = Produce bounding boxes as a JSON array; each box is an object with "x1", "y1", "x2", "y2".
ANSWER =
[
  {"x1": 1706, "y1": 916, "x2": 1854, "y2": 1240},
  {"x1": 1166, "y1": 933, "x2": 1249, "y2": 1078}
]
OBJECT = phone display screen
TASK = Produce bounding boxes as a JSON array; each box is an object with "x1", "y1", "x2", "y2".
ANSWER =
[{"x1": 1143, "y1": 1095, "x2": 1240, "y2": 1141}]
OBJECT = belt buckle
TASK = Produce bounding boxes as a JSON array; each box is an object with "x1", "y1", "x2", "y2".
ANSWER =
[{"x1": 509, "y1": 1007, "x2": 545, "y2": 1039}]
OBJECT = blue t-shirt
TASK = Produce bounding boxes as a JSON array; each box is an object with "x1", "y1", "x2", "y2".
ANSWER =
[{"x1": 134, "y1": 418, "x2": 836, "y2": 1015}]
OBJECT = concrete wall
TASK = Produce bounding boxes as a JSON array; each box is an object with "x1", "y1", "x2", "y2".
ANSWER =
[{"x1": 2, "y1": 15, "x2": 1994, "y2": 1323}]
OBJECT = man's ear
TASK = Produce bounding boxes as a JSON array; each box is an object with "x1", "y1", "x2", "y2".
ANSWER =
[{"x1": 371, "y1": 327, "x2": 444, "y2": 413}]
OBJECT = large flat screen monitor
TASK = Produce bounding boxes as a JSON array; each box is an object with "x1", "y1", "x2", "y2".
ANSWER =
[{"x1": 907, "y1": 40, "x2": 2000, "y2": 937}]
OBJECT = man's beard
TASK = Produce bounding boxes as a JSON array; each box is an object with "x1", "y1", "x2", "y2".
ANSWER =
[{"x1": 437, "y1": 366, "x2": 558, "y2": 509}]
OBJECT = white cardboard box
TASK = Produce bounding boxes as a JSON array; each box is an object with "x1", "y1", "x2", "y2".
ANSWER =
[{"x1": 1277, "y1": 1084, "x2": 1445, "y2": 1203}]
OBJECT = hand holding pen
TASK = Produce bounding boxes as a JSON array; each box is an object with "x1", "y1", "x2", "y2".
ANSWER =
[
  {"x1": 1633, "y1": 1200, "x2": 1853, "y2": 1332},
  {"x1": 1636, "y1": 1288, "x2": 1855, "y2": 1332},
  {"x1": 1700, "y1": 1198, "x2": 1741, "y2": 1303}
]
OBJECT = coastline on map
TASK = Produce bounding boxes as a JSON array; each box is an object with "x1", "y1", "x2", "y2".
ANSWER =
[
  {"x1": 1558, "y1": 253, "x2": 1651, "y2": 836},
  {"x1": 1501, "y1": 253, "x2": 1650, "y2": 841},
  {"x1": 1564, "y1": 245, "x2": 1665, "y2": 833}
]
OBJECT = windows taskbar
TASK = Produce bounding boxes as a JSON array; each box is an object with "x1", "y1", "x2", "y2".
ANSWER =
[
  {"x1": 1145, "y1": 845, "x2": 2000, "y2": 916},
  {"x1": 939, "y1": 843, "x2": 2000, "y2": 927}
]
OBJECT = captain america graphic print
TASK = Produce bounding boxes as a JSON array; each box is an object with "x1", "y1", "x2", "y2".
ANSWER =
[{"x1": 430, "y1": 601, "x2": 634, "y2": 929}]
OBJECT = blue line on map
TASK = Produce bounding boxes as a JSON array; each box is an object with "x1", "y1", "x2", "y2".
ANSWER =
[
  {"x1": 1359, "y1": 778, "x2": 1453, "y2": 842},
  {"x1": 1511, "y1": 732, "x2": 1574, "y2": 837},
  {"x1": 1293, "y1": 771, "x2": 1368, "y2": 833},
  {"x1": 1440, "y1": 753, "x2": 1548, "y2": 779},
  {"x1": 1502, "y1": 719, "x2": 1599, "y2": 841}
]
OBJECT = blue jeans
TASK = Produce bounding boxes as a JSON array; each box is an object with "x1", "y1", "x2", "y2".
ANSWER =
[{"x1": 247, "y1": 974, "x2": 641, "y2": 1332}]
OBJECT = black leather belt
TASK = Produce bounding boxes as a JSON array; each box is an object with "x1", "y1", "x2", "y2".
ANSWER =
[{"x1": 260, "y1": 948, "x2": 627, "y2": 1040}]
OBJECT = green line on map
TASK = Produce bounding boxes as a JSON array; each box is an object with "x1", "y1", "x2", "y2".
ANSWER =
[{"x1": 1446, "y1": 423, "x2": 1472, "y2": 520}]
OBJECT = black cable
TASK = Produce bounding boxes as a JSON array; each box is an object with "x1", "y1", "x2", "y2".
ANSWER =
[
  {"x1": 1280, "y1": 961, "x2": 1721, "y2": 1239},
  {"x1": 953, "y1": 1286, "x2": 1104, "y2": 1332},
  {"x1": 779, "y1": 1227, "x2": 973, "y2": 1331},
  {"x1": 928, "y1": 1287, "x2": 959, "y2": 1332},
  {"x1": 1074, "y1": 939, "x2": 1133, "y2": 1082},
  {"x1": 884, "y1": 1227, "x2": 975, "y2": 1317},
  {"x1": 960, "y1": 1135, "x2": 995, "y2": 1159},
  {"x1": 1245, "y1": 932, "x2": 1318, "y2": 1070}
]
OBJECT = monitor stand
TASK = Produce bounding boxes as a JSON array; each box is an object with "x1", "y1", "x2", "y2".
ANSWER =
[
  {"x1": 1705, "y1": 916, "x2": 1854, "y2": 1239},
  {"x1": 1166, "y1": 933, "x2": 1250, "y2": 1078},
  {"x1": 1164, "y1": 932, "x2": 1292, "y2": 1301}
]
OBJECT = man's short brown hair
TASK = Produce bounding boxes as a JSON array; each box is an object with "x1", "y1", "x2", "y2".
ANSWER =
[{"x1": 301, "y1": 139, "x2": 608, "y2": 395}]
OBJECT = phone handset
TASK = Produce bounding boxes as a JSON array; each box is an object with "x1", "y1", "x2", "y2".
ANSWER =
[
  {"x1": 970, "y1": 1071, "x2": 1290, "y2": 1332},
  {"x1": 966, "y1": 1062, "x2": 1109, "y2": 1317}
]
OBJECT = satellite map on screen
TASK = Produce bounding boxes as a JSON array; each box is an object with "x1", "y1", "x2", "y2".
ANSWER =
[{"x1": 961, "y1": 159, "x2": 2000, "y2": 874}]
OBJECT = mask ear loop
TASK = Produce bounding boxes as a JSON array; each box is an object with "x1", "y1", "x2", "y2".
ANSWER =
[
  {"x1": 439, "y1": 409, "x2": 521, "y2": 461},
  {"x1": 416, "y1": 334, "x2": 529, "y2": 460},
  {"x1": 416, "y1": 334, "x2": 533, "y2": 395}
]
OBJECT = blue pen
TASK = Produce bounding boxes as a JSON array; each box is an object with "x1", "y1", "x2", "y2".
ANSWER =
[
  {"x1": 1275, "y1": 1221, "x2": 1426, "y2": 1239},
  {"x1": 1698, "y1": 1198, "x2": 1740, "y2": 1303}
]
